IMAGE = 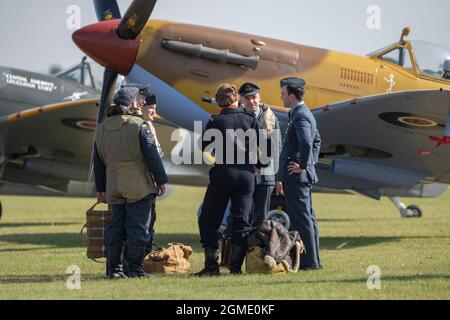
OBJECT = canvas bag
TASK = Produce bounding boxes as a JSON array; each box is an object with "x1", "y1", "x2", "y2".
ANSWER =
[{"x1": 144, "y1": 243, "x2": 193, "y2": 274}]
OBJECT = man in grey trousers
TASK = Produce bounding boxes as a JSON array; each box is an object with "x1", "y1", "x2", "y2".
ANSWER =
[{"x1": 275, "y1": 77, "x2": 322, "y2": 270}]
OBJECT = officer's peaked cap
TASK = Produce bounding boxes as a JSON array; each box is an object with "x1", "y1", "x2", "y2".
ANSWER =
[
  {"x1": 238, "y1": 82, "x2": 260, "y2": 97},
  {"x1": 280, "y1": 77, "x2": 306, "y2": 89}
]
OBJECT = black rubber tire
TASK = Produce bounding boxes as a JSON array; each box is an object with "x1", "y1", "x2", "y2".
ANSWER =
[
  {"x1": 267, "y1": 210, "x2": 291, "y2": 230},
  {"x1": 406, "y1": 205, "x2": 422, "y2": 218}
]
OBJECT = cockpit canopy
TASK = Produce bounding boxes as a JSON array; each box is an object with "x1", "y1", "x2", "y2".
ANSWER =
[
  {"x1": 410, "y1": 41, "x2": 450, "y2": 79},
  {"x1": 369, "y1": 40, "x2": 450, "y2": 80},
  {"x1": 55, "y1": 57, "x2": 103, "y2": 91}
]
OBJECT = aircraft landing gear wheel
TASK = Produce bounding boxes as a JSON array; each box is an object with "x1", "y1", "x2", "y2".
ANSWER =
[
  {"x1": 389, "y1": 197, "x2": 423, "y2": 218},
  {"x1": 267, "y1": 210, "x2": 291, "y2": 230},
  {"x1": 404, "y1": 205, "x2": 422, "y2": 218}
]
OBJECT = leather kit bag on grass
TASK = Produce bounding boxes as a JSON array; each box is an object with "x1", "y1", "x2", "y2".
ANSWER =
[
  {"x1": 144, "y1": 243, "x2": 193, "y2": 274},
  {"x1": 80, "y1": 202, "x2": 111, "y2": 260},
  {"x1": 245, "y1": 220, "x2": 305, "y2": 274}
]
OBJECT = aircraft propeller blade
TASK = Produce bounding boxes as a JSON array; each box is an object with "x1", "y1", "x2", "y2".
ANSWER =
[
  {"x1": 87, "y1": 67, "x2": 118, "y2": 184},
  {"x1": 117, "y1": 0, "x2": 157, "y2": 39},
  {"x1": 97, "y1": 68, "x2": 118, "y2": 124},
  {"x1": 93, "y1": 0, "x2": 121, "y2": 21}
]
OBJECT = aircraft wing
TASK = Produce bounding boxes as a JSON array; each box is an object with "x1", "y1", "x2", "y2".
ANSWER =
[
  {"x1": 0, "y1": 99, "x2": 210, "y2": 190},
  {"x1": 313, "y1": 89, "x2": 450, "y2": 186},
  {"x1": 0, "y1": 99, "x2": 98, "y2": 185}
]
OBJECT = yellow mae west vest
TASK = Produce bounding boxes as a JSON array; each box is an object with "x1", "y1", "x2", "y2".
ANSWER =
[{"x1": 260, "y1": 104, "x2": 276, "y2": 134}]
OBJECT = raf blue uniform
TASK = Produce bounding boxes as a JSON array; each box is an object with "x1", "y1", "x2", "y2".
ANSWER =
[
  {"x1": 237, "y1": 82, "x2": 281, "y2": 229},
  {"x1": 277, "y1": 101, "x2": 322, "y2": 270}
]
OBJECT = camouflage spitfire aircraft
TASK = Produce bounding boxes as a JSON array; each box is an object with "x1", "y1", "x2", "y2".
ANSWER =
[
  {"x1": 0, "y1": 56, "x2": 207, "y2": 220},
  {"x1": 0, "y1": 58, "x2": 100, "y2": 218},
  {"x1": 72, "y1": 0, "x2": 450, "y2": 218}
]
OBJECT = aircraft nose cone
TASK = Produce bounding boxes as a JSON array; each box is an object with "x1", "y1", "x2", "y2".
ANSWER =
[{"x1": 72, "y1": 20, "x2": 139, "y2": 75}]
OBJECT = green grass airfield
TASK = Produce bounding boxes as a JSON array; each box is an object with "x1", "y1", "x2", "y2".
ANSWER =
[{"x1": 0, "y1": 186, "x2": 449, "y2": 300}]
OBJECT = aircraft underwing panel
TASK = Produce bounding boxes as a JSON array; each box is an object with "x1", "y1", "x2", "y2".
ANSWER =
[
  {"x1": 0, "y1": 99, "x2": 98, "y2": 168},
  {"x1": 314, "y1": 89, "x2": 450, "y2": 185}
]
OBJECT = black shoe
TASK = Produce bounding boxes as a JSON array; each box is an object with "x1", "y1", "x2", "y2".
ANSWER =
[
  {"x1": 108, "y1": 272, "x2": 128, "y2": 279},
  {"x1": 128, "y1": 272, "x2": 151, "y2": 278},
  {"x1": 193, "y1": 247, "x2": 220, "y2": 277},
  {"x1": 300, "y1": 265, "x2": 322, "y2": 271},
  {"x1": 106, "y1": 244, "x2": 126, "y2": 279},
  {"x1": 127, "y1": 246, "x2": 148, "y2": 278},
  {"x1": 193, "y1": 267, "x2": 220, "y2": 277},
  {"x1": 229, "y1": 245, "x2": 247, "y2": 275}
]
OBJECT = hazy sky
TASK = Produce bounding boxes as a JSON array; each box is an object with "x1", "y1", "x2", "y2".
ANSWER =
[{"x1": 0, "y1": 0, "x2": 449, "y2": 74}]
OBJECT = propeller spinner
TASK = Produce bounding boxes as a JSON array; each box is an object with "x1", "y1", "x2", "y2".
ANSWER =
[{"x1": 73, "y1": 0, "x2": 157, "y2": 123}]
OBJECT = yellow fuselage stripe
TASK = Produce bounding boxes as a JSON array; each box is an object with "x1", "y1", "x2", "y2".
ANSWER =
[{"x1": 7, "y1": 99, "x2": 98, "y2": 122}]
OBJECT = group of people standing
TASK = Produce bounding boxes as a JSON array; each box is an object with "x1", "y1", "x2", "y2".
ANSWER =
[
  {"x1": 196, "y1": 78, "x2": 322, "y2": 276},
  {"x1": 94, "y1": 77, "x2": 322, "y2": 279}
]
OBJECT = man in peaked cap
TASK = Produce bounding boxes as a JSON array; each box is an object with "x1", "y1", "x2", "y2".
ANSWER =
[
  {"x1": 275, "y1": 77, "x2": 322, "y2": 271},
  {"x1": 141, "y1": 93, "x2": 163, "y2": 158},
  {"x1": 94, "y1": 86, "x2": 168, "y2": 279},
  {"x1": 239, "y1": 82, "x2": 260, "y2": 98},
  {"x1": 140, "y1": 92, "x2": 164, "y2": 255},
  {"x1": 238, "y1": 82, "x2": 281, "y2": 229}
]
